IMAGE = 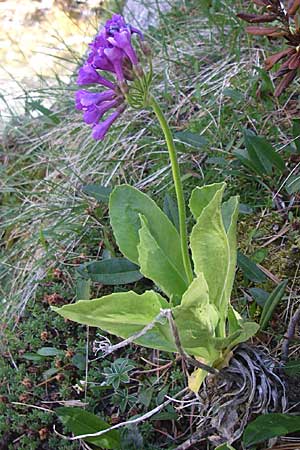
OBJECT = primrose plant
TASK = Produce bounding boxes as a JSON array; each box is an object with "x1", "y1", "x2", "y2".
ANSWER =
[{"x1": 54, "y1": 15, "x2": 259, "y2": 392}]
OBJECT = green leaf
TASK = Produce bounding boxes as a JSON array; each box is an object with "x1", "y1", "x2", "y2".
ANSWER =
[
  {"x1": 237, "y1": 252, "x2": 267, "y2": 282},
  {"x1": 163, "y1": 193, "x2": 179, "y2": 231},
  {"x1": 189, "y1": 183, "x2": 239, "y2": 334},
  {"x1": 72, "y1": 353, "x2": 86, "y2": 371},
  {"x1": 82, "y1": 184, "x2": 112, "y2": 202},
  {"x1": 284, "y1": 359, "x2": 300, "y2": 376},
  {"x1": 175, "y1": 131, "x2": 207, "y2": 148},
  {"x1": 227, "y1": 305, "x2": 243, "y2": 335},
  {"x1": 138, "y1": 387, "x2": 154, "y2": 408},
  {"x1": 43, "y1": 367, "x2": 60, "y2": 379},
  {"x1": 27, "y1": 100, "x2": 60, "y2": 124},
  {"x1": 37, "y1": 347, "x2": 64, "y2": 357},
  {"x1": 23, "y1": 353, "x2": 46, "y2": 362},
  {"x1": 215, "y1": 443, "x2": 237, "y2": 450},
  {"x1": 53, "y1": 290, "x2": 174, "y2": 352},
  {"x1": 248, "y1": 287, "x2": 269, "y2": 307},
  {"x1": 243, "y1": 413, "x2": 300, "y2": 447},
  {"x1": 285, "y1": 174, "x2": 300, "y2": 194},
  {"x1": 239, "y1": 203, "x2": 253, "y2": 215},
  {"x1": 260, "y1": 280, "x2": 288, "y2": 330},
  {"x1": 76, "y1": 276, "x2": 91, "y2": 300},
  {"x1": 189, "y1": 182, "x2": 225, "y2": 220},
  {"x1": 221, "y1": 195, "x2": 239, "y2": 311},
  {"x1": 109, "y1": 185, "x2": 187, "y2": 284},
  {"x1": 78, "y1": 258, "x2": 143, "y2": 285},
  {"x1": 233, "y1": 148, "x2": 257, "y2": 173},
  {"x1": 222, "y1": 321, "x2": 259, "y2": 351},
  {"x1": 243, "y1": 129, "x2": 285, "y2": 175},
  {"x1": 138, "y1": 215, "x2": 187, "y2": 301},
  {"x1": 172, "y1": 274, "x2": 220, "y2": 361},
  {"x1": 56, "y1": 407, "x2": 121, "y2": 449},
  {"x1": 151, "y1": 410, "x2": 177, "y2": 421}
]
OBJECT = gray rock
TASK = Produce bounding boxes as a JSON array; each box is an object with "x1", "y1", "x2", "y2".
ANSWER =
[{"x1": 123, "y1": 0, "x2": 173, "y2": 29}]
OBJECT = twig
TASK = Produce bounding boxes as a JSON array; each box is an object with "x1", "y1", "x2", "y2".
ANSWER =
[
  {"x1": 91, "y1": 309, "x2": 170, "y2": 360},
  {"x1": 132, "y1": 359, "x2": 175, "y2": 375},
  {"x1": 165, "y1": 310, "x2": 219, "y2": 375},
  {"x1": 53, "y1": 387, "x2": 188, "y2": 441},
  {"x1": 11, "y1": 402, "x2": 54, "y2": 413},
  {"x1": 281, "y1": 307, "x2": 300, "y2": 364},
  {"x1": 261, "y1": 223, "x2": 290, "y2": 248},
  {"x1": 84, "y1": 325, "x2": 89, "y2": 405}
]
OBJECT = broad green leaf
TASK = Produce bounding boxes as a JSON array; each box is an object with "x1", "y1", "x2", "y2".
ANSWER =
[
  {"x1": 285, "y1": 174, "x2": 300, "y2": 194},
  {"x1": 233, "y1": 148, "x2": 257, "y2": 173},
  {"x1": 189, "y1": 183, "x2": 238, "y2": 335},
  {"x1": 243, "y1": 413, "x2": 300, "y2": 447},
  {"x1": 221, "y1": 196, "x2": 239, "y2": 233},
  {"x1": 243, "y1": 129, "x2": 285, "y2": 174},
  {"x1": 221, "y1": 196, "x2": 239, "y2": 324},
  {"x1": 243, "y1": 130, "x2": 266, "y2": 175},
  {"x1": 163, "y1": 193, "x2": 179, "y2": 231},
  {"x1": 189, "y1": 183, "x2": 225, "y2": 220},
  {"x1": 175, "y1": 130, "x2": 207, "y2": 148},
  {"x1": 237, "y1": 252, "x2": 267, "y2": 282},
  {"x1": 53, "y1": 290, "x2": 174, "y2": 352},
  {"x1": 56, "y1": 407, "x2": 121, "y2": 449},
  {"x1": 78, "y1": 258, "x2": 143, "y2": 285},
  {"x1": 82, "y1": 184, "x2": 112, "y2": 202},
  {"x1": 37, "y1": 347, "x2": 64, "y2": 357},
  {"x1": 260, "y1": 280, "x2": 288, "y2": 330},
  {"x1": 23, "y1": 353, "x2": 46, "y2": 362},
  {"x1": 173, "y1": 274, "x2": 220, "y2": 360},
  {"x1": 109, "y1": 185, "x2": 187, "y2": 285},
  {"x1": 138, "y1": 215, "x2": 187, "y2": 301}
]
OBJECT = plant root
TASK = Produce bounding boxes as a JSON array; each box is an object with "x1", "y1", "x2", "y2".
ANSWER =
[{"x1": 176, "y1": 344, "x2": 287, "y2": 448}]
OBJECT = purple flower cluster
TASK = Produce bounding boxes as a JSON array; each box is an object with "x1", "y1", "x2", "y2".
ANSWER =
[{"x1": 75, "y1": 14, "x2": 143, "y2": 140}]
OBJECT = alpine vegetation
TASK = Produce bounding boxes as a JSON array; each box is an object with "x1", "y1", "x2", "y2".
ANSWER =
[{"x1": 54, "y1": 13, "x2": 288, "y2": 448}]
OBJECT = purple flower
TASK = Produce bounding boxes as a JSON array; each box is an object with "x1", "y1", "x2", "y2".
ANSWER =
[
  {"x1": 75, "y1": 89, "x2": 115, "y2": 110},
  {"x1": 107, "y1": 30, "x2": 138, "y2": 66},
  {"x1": 75, "y1": 15, "x2": 145, "y2": 140},
  {"x1": 104, "y1": 47, "x2": 125, "y2": 82},
  {"x1": 88, "y1": 49, "x2": 115, "y2": 72},
  {"x1": 92, "y1": 107, "x2": 125, "y2": 140},
  {"x1": 105, "y1": 14, "x2": 127, "y2": 36},
  {"x1": 77, "y1": 65, "x2": 115, "y2": 89},
  {"x1": 83, "y1": 99, "x2": 120, "y2": 125}
]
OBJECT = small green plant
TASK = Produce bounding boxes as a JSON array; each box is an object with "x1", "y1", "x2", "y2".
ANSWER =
[{"x1": 103, "y1": 358, "x2": 135, "y2": 390}]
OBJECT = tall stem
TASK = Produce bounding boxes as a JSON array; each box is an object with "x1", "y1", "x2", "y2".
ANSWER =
[{"x1": 149, "y1": 95, "x2": 193, "y2": 284}]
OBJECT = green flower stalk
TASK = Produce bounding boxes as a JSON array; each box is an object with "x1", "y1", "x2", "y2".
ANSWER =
[{"x1": 148, "y1": 96, "x2": 194, "y2": 284}]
